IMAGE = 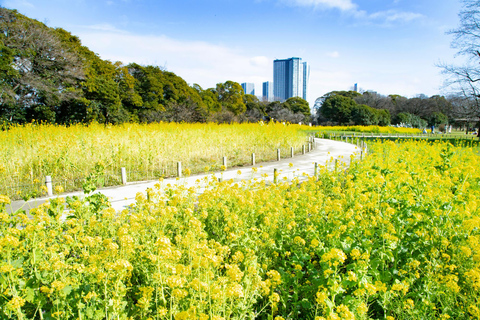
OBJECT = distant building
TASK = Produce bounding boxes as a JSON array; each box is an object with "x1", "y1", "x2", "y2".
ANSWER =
[
  {"x1": 241, "y1": 83, "x2": 255, "y2": 95},
  {"x1": 273, "y1": 57, "x2": 309, "y2": 102},
  {"x1": 354, "y1": 83, "x2": 358, "y2": 92},
  {"x1": 262, "y1": 81, "x2": 274, "y2": 102}
]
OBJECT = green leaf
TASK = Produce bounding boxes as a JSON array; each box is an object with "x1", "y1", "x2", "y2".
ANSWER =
[
  {"x1": 25, "y1": 287, "x2": 35, "y2": 303},
  {"x1": 62, "y1": 284, "x2": 72, "y2": 296}
]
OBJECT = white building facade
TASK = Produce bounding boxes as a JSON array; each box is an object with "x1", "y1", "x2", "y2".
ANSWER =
[{"x1": 273, "y1": 57, "x2": 309, "y2": 102}]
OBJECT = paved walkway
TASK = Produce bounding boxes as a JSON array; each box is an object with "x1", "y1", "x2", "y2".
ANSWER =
[{"x1": 8, "y1": 139, "x2": 361, "y2": 213}]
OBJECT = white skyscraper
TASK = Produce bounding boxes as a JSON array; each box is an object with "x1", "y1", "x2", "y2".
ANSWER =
[
  {"x1": 241, "y1": 83, "x2": 255, "y2": 95},
  {"x1": 273, "y1": 57, "x2": 309, "y2": 102},
  {"x1": 262, "y1": 81, "x2": 273, "y2": 102}
]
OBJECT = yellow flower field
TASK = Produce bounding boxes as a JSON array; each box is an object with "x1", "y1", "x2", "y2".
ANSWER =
[
  {"x1": 1, "y1": 138, "x2": 479, "y2": 319},
  {"x1": 0, "y1": 122, "x2": 310, "y2": 199}
]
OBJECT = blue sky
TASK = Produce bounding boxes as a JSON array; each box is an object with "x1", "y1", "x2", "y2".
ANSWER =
[{"x1": 1, "y1": 0, "x2": 464, "y2": 106}]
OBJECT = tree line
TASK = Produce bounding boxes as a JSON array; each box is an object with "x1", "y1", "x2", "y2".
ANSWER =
[
  {"x1": 314, "y1": 90, "x2": 479, "y2": 129},
  {"x1": 0, "y1": 8, "x2": 310, "y2": 125}
]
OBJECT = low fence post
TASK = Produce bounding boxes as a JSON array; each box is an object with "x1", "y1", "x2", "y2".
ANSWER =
[
  {"x1": 314, "y1": 162, "x2": 318, "y2": 177},
  {"x1": 223, "y1": 156, "x2": 227, "y2": 169},
  {"x1": 291, "y1": 147, "x2": 294, "y2": 158},
  {"x1": 308, "y1": 142, "x2": 311, "y2": 152},
  {"x1": 277, "y1": 149, "x2": 281, "y2": 161},
  {"x1": 177, "y1": 162, "x2": 182, "y2": 178},
  {"x1": 251, "y1": 153, "x2": 256, "y2": 166},
  {"x1": 121, "y1": 167, "x2": 127, "y2": 185},
  {"x1": 302, "y1": 145, "x2": 306, "y2": 155},
  {"x1": 274, "y1": 168, "x2": 278, "y2": 184},
  {"x1": 45, "y1": 176, "x2": 53, "y2": 197}
]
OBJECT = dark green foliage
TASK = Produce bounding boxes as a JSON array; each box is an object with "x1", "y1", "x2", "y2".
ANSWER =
[
  {"x1": 394, "y1": 112, "x2": 427, "y2": 128},
  {"x1": 284, "y1": 97, "x2": 311, "y2": 121},
  {"x1": 317, "y1": 91, "x2": 395, "y2": 126},
  {"x1": 216, "y1": 81, "x2": 246, "y2": 115},
  {"x1": 319, "y1": 94, "x2": 357, "y2": 124},
  {"x1": 0, "y1": 7, "x2": 84, "y2": 123},
  {"x1": 428, "y1": 112, "x2": 448, "y2": 127}
]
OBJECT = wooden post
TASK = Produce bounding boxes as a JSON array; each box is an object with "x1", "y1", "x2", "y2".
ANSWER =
[
  {"x1": 274, "y1": 168, "x2": 278, "y2": 184},
  {"x1": 277, "y1": 149, "x2": 281, "y2": 161},
  {"x1": 223, "y1": 156, "x2": 227, "y2": 169},
  {"x1": 45, "y1": 176, "x2": 53, "y2": 197},
  {"x1": 177, "y1": 161, "x2": 182, "y2": 178},
  {"x1": 291, "y1": 147, "x2": 294, "y2": 158},
  {"x1": 308, "y1": 142, "x2": 311, "y2": 152},
  {"x1": 335, "y1": 159, "x2": 338, "y2": 172},
  {"x1": 251, "y1": 153, "x2": 256, "y2": 166},
  {"x1": 314, "y1": 162, "x2": 318, "y2": 177},
  {"x1": 302, "y1": 145, "x2": 306, "y2": 155},
  {"x1": 121, "y1": 167, "x2": 127, "y2": 185}
]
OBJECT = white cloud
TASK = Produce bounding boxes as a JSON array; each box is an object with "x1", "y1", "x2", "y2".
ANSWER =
[
  {"x1": 280, "y1": 0, "x2": 423, "y2": 25},
  {"x1": 326, "y1": 51, "x2": 340, "y2": 58},
  {"x1": 75, "y1": 27, "x2": 272, "y2": 91},
  {"x1": 282, "y1": 0, "x2": 356, "y2": 11},
  {"x1": 83, "y1": 23, "x2": 127, "y2": 33},
  {"x1": 250, "y1": 56, "x2": 270, "y2": 68},
  {"x1": 368, "y1": 10, "x2": 424, "y2": 23}
]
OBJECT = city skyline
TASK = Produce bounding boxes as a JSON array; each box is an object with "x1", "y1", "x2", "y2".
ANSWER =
[{"x1": 0, "y1": 0, "x2": 464, "y2": 107}]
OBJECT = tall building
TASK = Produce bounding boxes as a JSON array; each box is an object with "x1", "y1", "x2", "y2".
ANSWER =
[
  {"x1": 241, "y1": 82, "x2": 255, "y2": 95},
  {"x1": 273, "y1": 57, "x2": 309, "y2": 102},
  {"x1": 262, "y1": 81, "x2": 273, "y2": 102}
]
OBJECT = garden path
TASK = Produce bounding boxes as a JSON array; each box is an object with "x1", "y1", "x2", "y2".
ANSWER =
[{"x1": 8, "y1": 138, "x2": 360, "y2": 213}]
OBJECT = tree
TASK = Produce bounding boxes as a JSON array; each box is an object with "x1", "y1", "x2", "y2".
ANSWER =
[
  {"x1": 192, "y1": 85, "x2": 221, "y2": 114},
  {"x1": 283, "y1": 97, "x2": 311, "y2": 121},
  {"x1": 126, "y1": 64, "x2": 207, "y2": 123},
  {"x1": 267, "y1": 104, "x2": 305, "y2": 123},
  {"x1": 394, "y1": 112, "x2": 427, "y2": 128},
  {"x1": 428, "y1": 112, "x2": 448, "y2": 127},
  {"x1": 354, "y1": 91, "x2": 394, "y2": 111},
  {"x1": 216, "y1": 81, "x2": 246, "y2": 115},
  {"x1": 376, "y1": 109, "x2": 391, "y2": 126},
  {"x1": 351, "y1": 104, "x2": 378, "y2": 125},
  {"x1": 440, "y1": 0, "x2": 480, "y2": 126},
  {"x1": 0, "y1": 7, "x2": 84, "y2": 123},
  {"x1": 318, "y1": 94, "x2": 357, "y2": 124},
  {"x1": 243, "y1": 94, "x2": 266, "y2": 121}
]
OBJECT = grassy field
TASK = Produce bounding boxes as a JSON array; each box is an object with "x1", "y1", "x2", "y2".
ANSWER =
[
  {"x1": 0, "y1": 122, "x2": 311, "y2": 200},
  {"x1": 314, "y1": 125, "x2": 421, "y2": 135},
  {"x1": 1, "y1": 139, "x2": 479, "y2": 319}
]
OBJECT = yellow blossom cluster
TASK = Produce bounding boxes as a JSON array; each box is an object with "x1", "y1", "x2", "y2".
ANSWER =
[
  {"x1": 0, "y1": 139, "x2": 479, "y2": 319},
  {"x1": 0, "y1": 122, "x2": 309, "y2": 199}
]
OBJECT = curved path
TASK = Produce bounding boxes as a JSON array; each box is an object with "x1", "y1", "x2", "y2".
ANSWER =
[{"x1": 8, "y1": 139, "x2": 360, "y2": 213}]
